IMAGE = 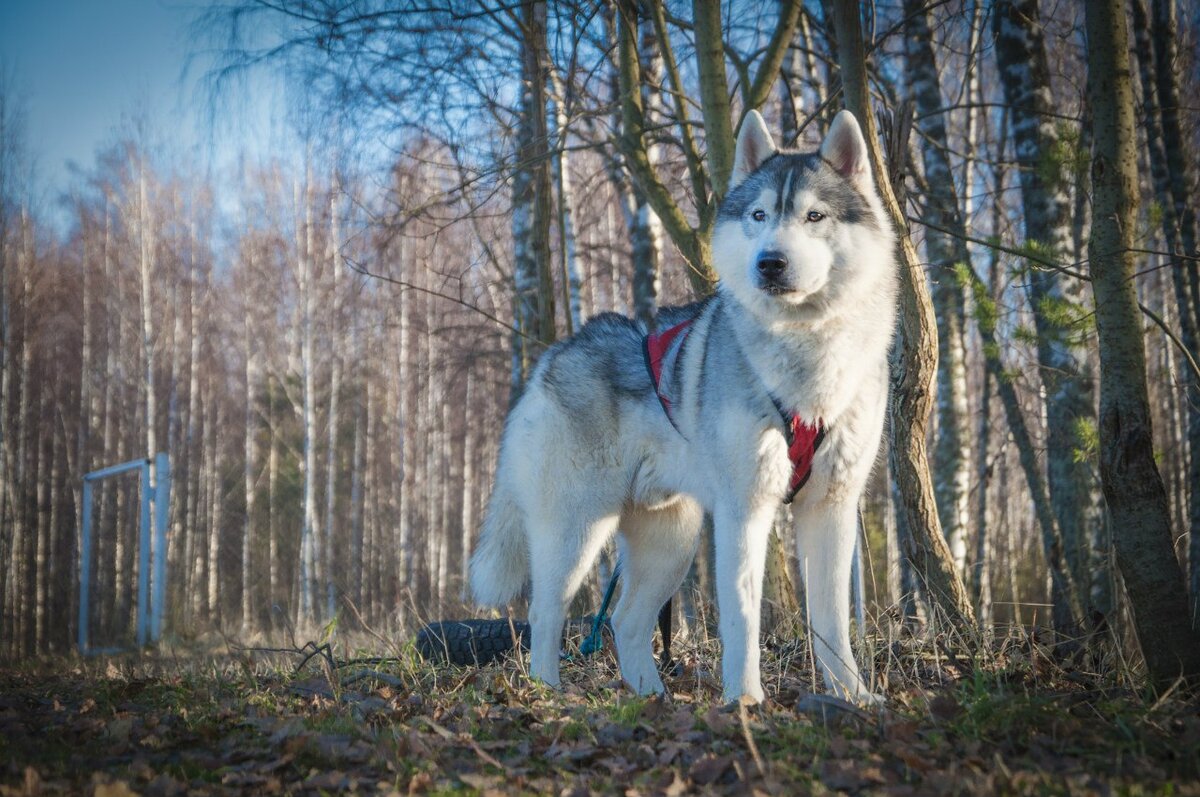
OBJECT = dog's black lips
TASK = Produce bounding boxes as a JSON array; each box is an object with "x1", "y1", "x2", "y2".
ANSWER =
[{"x1": 759, "y1": 280, "x2": 795, "y2": 295}]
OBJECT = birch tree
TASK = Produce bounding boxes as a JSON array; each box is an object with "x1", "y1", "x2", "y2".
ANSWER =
[
  {"x1": 902, "y1": 0, "x2": 971, "y2": 577},
  {"x1": 994, "y1": 0, "x2": 1099, "y2": 620},
  {"x1": 296, "y1": 171, "x2": 321, "y2": 627},
  {"x1": 1083, "y1": 0, "x2": 1200, "y2": 686},
  {"x1": 510, "y1": 0, "x2": 557, "y2": 392},
  {"x1": 1131, "y1": 0, "x2": 1200, "y2": 618},
  {"x1": 829, "y1": 0, "x2": 975, "y2": 628}
]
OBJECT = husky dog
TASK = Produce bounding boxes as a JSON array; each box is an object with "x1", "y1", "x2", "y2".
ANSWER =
[{"x1": 471, "y1": 109, "x2": 897, "y2": 705}]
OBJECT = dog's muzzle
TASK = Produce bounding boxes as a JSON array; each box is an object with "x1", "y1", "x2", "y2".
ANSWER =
[{"x1": 756, "y1": 251, "x2": 792, "y2": 293}]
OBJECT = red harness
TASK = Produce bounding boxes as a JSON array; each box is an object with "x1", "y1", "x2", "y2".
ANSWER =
[{"x1": 643, "y1": 319, "x2": 826, "y2": 504}]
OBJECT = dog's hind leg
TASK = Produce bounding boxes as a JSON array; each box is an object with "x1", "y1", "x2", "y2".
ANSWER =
[
  {"x1": 527, "y1": 510, "x2": 618, "y2": 689},
  {"x1": 611, "y1": 499, "x2": 702, "y2": 695},
  {"x1": 794, "y1": 499, "x2": 881, "y2": 705}
]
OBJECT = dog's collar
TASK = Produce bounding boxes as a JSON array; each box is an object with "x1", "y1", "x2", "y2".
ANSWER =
[{"x1": 643, "y1": 318, "x2": 826, "y2": 504}]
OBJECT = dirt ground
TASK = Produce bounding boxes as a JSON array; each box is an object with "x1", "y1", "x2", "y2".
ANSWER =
[{"x1": 1, "y1": 630, "x2": 1198, "y2": 796}]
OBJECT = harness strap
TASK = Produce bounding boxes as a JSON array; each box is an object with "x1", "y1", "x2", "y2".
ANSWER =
[
  {"x1": 644, "y1": 319, "x2": 827, "y2": 505},
  {"x1": 774, "y1": 398, "x2": 827, "y2": 503},
  {"x1": 579, "y1": 564, "x2": 675, "y2": 672},
  {"x1": 643, "y1": 319, "x2": 693, "y2": 431}
]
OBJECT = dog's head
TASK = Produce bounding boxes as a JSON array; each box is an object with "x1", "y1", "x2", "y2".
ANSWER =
[{"x1": 712, "y1": 110, "x2": 893, "y2": 322}]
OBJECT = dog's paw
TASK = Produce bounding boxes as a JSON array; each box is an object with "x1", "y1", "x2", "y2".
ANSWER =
[
  {"x1": 722, "y1": 683, "x2": 766, "y2": 706},
  {"x1": 827, "y1": 679, "x2": 885, "y2": 708},
  {"x1": 856, "y1": 690, "x2": 886, "y2": 708},
  {"x1": 625, "y1": 670, "x2": 666, "y2": 696}
]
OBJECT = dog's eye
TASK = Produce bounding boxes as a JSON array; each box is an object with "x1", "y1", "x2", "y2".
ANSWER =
[
  {"x1": 751, "y1": 209, "x2": 766, "y2": 222},
  {"x1": 806, "y1": 210, "x2": 825, "y2": 223}
]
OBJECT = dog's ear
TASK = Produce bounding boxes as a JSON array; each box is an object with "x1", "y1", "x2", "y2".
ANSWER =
[
  {"x1": 820, "y1": 110, "x2": 872, "y2": 189},
  {"x1": 730, "y1": 110, "x2": 777, "y2": 190}
]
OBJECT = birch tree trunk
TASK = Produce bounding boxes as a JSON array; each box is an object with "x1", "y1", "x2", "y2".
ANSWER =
[
  {"x1": 903, "y1": 0, "x2": 971, "y2": 578},
  {"x1": 322, "y1": 179, "x2": 342, "y2": 620},
  {"x1": 296, "y1": 174, "x2": 320, "y2": 627},
  {"x1": 1132, "y1": 0, "x2": 1200, "y2": 620},
  {"x1": 137, "y1": 164, "x2": 158, "y2": 546},
  {"x1": 549, "y1": 70, "x2": 582, "y2": 335},
  {"x1": 1084, "y1": 0, "x2": 1200, "y2": 685},
  {"x1": 510, "y1": 0, "x2": 557, "y2": 395},
  {"x1": 206, "y1": 382, "x2": 223, "y2": 625},
  {"x1": 241, "y1": 290, "x2": 258, "y2": 635},
  {"x1": 183, "y1": 243, "x2": 202, "y2": 624},
  {"x1": 965, "y1": 266, "x2": 1085, "y2": 630},
  {"x1": 396, "y1": 237, "x2": 411, "y2": 625},
  {"x1": 267, "y1": 379, "x2": 280, "y2": 622},
  {"x1": 830, "y1": 0, "x2": 975, "y2": 628},
  {"x1": 460, "y1": 371, "x2": 475, "y2": 601},
  {"x1": 34, "y1": 406, "x2": 48, "y2": 651},
  {"x1": 630, "y1": 14, "x2": 664, "y2": 328},
  {"x1": 994, "y1": 0, "x2": 1100, "y2": 619},
  {"x1": 13, "y1": 213, "x2": 34, "y2": 654}
]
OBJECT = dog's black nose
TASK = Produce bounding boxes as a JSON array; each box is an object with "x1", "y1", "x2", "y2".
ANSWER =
[{"x1": 756, "y1": 252, "x2": 788, "y2": 279}]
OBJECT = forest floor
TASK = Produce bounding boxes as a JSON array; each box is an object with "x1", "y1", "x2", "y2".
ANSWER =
[{"x1": 1, "y1": 624, "x2": 1198, "y2": 796}]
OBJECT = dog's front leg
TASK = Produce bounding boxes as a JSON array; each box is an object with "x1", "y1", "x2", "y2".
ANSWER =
[
  {"x1": 712, "y1": 500, "x2": 777, "y2": 704},
  {"x1": 794, "y1": 500, "x2": 882, "y2": 705}
]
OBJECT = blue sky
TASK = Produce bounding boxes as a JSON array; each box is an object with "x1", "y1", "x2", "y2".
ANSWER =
[{"x1": 0, "y1": 0, "x2": 282, "y2": 212}]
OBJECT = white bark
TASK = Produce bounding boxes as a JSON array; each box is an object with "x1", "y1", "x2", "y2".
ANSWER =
[
  {"x1": 267, "y1": 383, "x2": 280, "y2": 620},
  {"x1": 241, "y1": 288, "x2": 258, "y2": 635},
  {"x1": 322, "y1": 179, "x2": 342, "y2": 620},
  {"x1": 904, "y1": 0, "x2": 971, "y2": 578},
  {"x1": 296, "y1": 173, "x2": 321, "y2": 628},
  {"x1": 549, "y1": 69, "x2": 582, "y2": 334},
  {"x1": 137, "y1": 168, "x2": 157, "y2": 524},
  {"x1": 995, "y1": 0, "x2": 1100, "y2": 620},
  {"x1": 631, "y1": 15, "x2": 664, "y2": 327},
  {"x1": 206, "y1": 384, "x2": 223, "y2": 623}
]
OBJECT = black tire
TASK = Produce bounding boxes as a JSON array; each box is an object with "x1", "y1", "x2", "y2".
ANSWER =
[{"x1": 415, "y1": 619, "x2": 531, "y2": 667}]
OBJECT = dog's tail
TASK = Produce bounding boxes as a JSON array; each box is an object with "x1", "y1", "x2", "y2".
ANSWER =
[{"x1": 470, "y1": 484, "x2": 528, "y2": 606}]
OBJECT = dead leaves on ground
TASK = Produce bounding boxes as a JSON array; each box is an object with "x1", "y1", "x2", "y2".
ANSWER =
[{"x1": 1, "y1": 649, "x2": 1198, "y2": 796}]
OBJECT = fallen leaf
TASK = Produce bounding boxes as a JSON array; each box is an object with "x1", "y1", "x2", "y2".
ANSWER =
[
  {"x1": 886, "y1": 720, "x2": 920, "y2": 743},
  {"x1": 928, "y1": 695, "x2": 962, "y2": 721},
  {"x1": 106, "y1": 718, "x2": 133, "y2": 744},
  {"x1": 303, "y1": 771, "x2": 350, "y2": 791},
  {"x1": 406, "y1": 771, "x2": 432, "y2": 795},
  {"x1": 458, "y1": 773, "x2": 501, "y2": 790},
  {"x1": 689, "y1": 754, "x2": 733, "y2": 786},
  {"x1": 142, "y1": 774, "x2": 186, "y2": 797},
  {"x1": 658, "y1": 770, "x2": 687, "y2": 797},
  {"x1": 266, "y1": 718, "x2": 306, "y2": 744},
  {"x1": 700, "y1": 705, "x2": 737, "y2": 735},
  {"x1": 94, "y1": 781, "x2": 140, "y2": 797}
]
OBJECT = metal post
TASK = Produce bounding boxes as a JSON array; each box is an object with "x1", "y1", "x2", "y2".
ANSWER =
[
  {"x1": 79, "y1": 455, "x2": 171, "y2": 654},
  {"x1": 152, "y1": 452, "x2": 170, "y2": 641},
  {"x1": 78, "y1": 480, "x2": 93, "y2": 655},
  {"x1": 136, "y1": 459, "x2": 152, "y2": 647}
]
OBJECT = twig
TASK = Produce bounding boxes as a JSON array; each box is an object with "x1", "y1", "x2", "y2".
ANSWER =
[
  {"x1": 343, "y1": 254, "x2": 545, "y2": 348},
  {"x1": 421, "y1": 717, "x2": 509, "y2": 774},
  {"x1": 1138, "y1": 301, "x2": 1200, "y2": 382},
  {"x1": 737, "y1": 701, "x2": 767, "y2": 779},
  {"x1": 342, "y1": 669, "x2": 404, "y2": 688}
]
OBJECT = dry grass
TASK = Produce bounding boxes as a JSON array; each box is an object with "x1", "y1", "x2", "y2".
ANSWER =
[{"x1": 1, "y1": 611, "x2": 1197, "y2": 796}]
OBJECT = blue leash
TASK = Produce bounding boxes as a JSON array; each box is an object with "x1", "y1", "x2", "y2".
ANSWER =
[{"x1": 578, "y1": 563, "x2": 622, "y2": 657}]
